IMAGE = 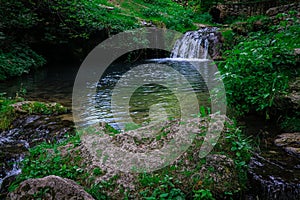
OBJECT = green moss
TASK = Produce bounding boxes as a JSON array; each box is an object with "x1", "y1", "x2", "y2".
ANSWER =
[
  {"x1": 21, "y1": 102, "x2": 68, "y2": 115},
  {"x1": 0, "y1": 96, "x2": 16, "y2": 130}
]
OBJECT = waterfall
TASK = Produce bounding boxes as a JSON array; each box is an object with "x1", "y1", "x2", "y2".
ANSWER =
[{"x1": 171, "y1": 27, "x2": 220, "y2": 59}]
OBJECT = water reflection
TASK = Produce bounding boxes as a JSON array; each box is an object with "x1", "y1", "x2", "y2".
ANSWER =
[{"x1": 93, "y1": 59, "x2": 211, "y2": 129}]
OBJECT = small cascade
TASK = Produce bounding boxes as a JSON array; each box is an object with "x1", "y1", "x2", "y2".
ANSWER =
[
  {"x1": 243, "y1": 115, "x2": 300, "y2": 200},
  {"x1": 248, "y1": 152, "x2": 300, "y2": 200},
  {"x1": 0, "y1": 114, "x2": 74, "y2": 197},
  {"x1": 171, "y1": 27, "x2": 221, "y2": 59}
]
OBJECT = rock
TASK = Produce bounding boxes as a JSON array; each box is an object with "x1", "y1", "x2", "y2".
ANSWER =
[
  {"x1": 288, "y1": 93, "x2": 300, "y2": 110},
  {"x1": 286, "y1": 78, "x2": 300, "y2": 111},
  {"x1": 290, "y1": 77, "x2": 300, "y2": 91},
  {"x1": 266, "y1": 7, "x2": 277, "y2": 16},
  {"x1": 273, "y1": 78, "x2": 300, "y2": 115},
  {"x1": 198, "y1": 154, "x2": 239, "y2": 193},
  {"x1": 8, "y1": 175, "x2": 95, "y2": 200},
  {"x1": 266, "y1": 3, "x2": 300, "y2": 17},
  {"x1": 275, "y1": 133, "x2": 300, "y2": 158}
]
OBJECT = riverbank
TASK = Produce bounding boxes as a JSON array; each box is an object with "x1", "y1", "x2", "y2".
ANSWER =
[{"x1": 4, "y1": 111, "x2": 251, "y2": 199}]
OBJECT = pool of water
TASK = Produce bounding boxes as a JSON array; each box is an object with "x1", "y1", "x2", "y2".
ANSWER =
[{"x1": 0, "y1": 59, "x2": 212, "y2": 129}]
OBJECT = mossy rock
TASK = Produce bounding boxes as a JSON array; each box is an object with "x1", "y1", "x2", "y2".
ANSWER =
[{"x1": 12, "y1": 101, "x2": 68, "y2": 115}]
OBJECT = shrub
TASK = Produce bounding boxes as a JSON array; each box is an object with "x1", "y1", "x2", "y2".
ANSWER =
[
  {"x1": 220, "y1": 22, "x2": 299, "y2": 116},
  {"x1": 0, "y1": 44, "x2": 46, "y2": 80},
  {"x1": 0, "y1": 95, "x2": 16, "y2": 130}
]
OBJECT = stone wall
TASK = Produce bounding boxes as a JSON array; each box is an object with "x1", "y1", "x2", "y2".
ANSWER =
[
  {"x1": 266, "y1": 2, "x2": 300, "y2": 17},
  {"x1": 211, "y1": 0, "x2": 299, "y2": 22}
]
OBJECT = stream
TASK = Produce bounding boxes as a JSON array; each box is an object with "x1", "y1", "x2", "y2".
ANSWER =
[{"x1": 1, "y1": 28, "x2": 299, "y2": 199}]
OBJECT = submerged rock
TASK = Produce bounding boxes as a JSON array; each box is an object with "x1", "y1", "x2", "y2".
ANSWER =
[{"x1": 8, "y1": 175, "x2": 94, "y2": 200}]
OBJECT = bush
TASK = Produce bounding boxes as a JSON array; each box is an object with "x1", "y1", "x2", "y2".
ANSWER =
[
  {"x1": 0, "y1": 44, "x2": 46, "y2": 80},
  {"x1": 0, "y1": 0, "x2": 140, "y2": 80},
  {"x1": 220, "y1": 22, "x2": 299, "y2": 116}
]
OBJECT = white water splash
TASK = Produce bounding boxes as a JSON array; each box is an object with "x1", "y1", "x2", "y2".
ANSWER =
[{"x1": 171, "y1": 27, "x2": 218, "y2": 59}]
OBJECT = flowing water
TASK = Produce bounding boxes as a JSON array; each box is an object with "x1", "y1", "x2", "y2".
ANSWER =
[{"x1": 243, "y1": 116, "x2": 300, "y2": 200}]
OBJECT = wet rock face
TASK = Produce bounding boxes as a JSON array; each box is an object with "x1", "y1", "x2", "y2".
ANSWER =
[
  {"x1": 8, "y1": 175, "x2": 95, "y2": 200},
  {"x1": 244, "y1": 115, "x2": 300, "y2": 200},
  {"x1": 247, "y1": 128, "x2": 300, "y2": 199},
  {"x1": 289, "y1": 77, "x2": 300, "y2": 109},
  {"x1": 275, "y1": 133, "x2": 300, "y2": 158},
  {"x1": 5, "y1": 114, "x2": 74, "y2": 147},
  {"x1": 273, "y1": 77, "x2": 300, "y2": 118}
]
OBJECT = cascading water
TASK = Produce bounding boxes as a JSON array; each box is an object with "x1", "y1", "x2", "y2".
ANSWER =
[
  {"x1": 171, "y1": 27, "x2": 220, "y2": 59},
  {"x1": 243, "y1": 116, "x2": 300, "y2": 200},
  {"x1": 0, "y1": 115, "x2": 74, "y2": 197}
]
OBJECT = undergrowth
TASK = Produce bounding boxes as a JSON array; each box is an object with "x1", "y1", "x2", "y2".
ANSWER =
[
  {"x1": 8, "y1": 112, "x2": 252, "y2": 199},
  {"x1": 219, "y1": 13, "x2": 300, "y2": 117}
]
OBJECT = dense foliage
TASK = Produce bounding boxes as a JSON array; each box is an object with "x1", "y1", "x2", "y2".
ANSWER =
[
  {"x1": 220, "y1": 13, "x2": 300, "y2": 116},
  {"x1": 0, "y1": 0, "x2": 212, "y2": 80},
  {"x1": 0, "y1": 95, "x2": 16, "y2": 130}
]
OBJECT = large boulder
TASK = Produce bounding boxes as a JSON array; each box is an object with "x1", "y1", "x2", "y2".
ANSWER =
[{"x1": 8, "y1": 175, "x2": 94, "y2": 200}]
